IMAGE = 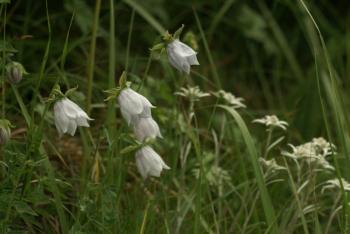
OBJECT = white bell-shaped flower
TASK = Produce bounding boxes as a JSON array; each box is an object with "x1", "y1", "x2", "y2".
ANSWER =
[
  {"x1": 54, "y1": 98, "x2": 92, "y2": 136},
  {"x1": 135, "y1": 146, "x2": 170, "y2": 179},
  {"x1": 133, "y1": 116, "x2": 162, "y2": 141},
  {"x1": 167, "y1": 39, "x2": 199, "y2": 74},
  {"x1": 118, "y1": 88, "x2": 153, "y2": 125}
]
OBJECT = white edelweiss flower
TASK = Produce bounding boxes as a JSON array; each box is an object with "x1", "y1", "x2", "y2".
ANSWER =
[
  {"x1": 133, "y1": 117, "x2": 162, "y2": 141},
  {"x1": 259, "y1": 158, "x2": 286, "y2": 173},
  {"x1": 175, "y1": 86, "x2": 210, "y2": 102},
  {"x1": 118, "y1": 88, "x2": 154, "y2": 125},
  {"x1": 167, "y1": 39, "x2": 199, "y2": 74},
  {"x1": 135, "y1": 146, "x2": 170, "y2": 179},
  {"x1": 253, "y1": 115, "x2": 288, "y2": 130},
  {"x1": 54, "y1": 98, "x2": 92, "y2": 136},
  {"x1": 312, "y1": 137, "x2": 335, "y2": 157},
  {"x1": 282, "y1": 137, "x2": 336, "y2": 171},
  {"x1": 212, "y1": 90, "x2": 246, "y2": 109},
  {"x1": 322, "y1": 178, "x2": 350, "y2": 193}
]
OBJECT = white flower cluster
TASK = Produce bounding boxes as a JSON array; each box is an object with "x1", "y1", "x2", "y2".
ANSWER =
[
  {"x1": 118, "y1": 87, "x2": 169, "y2": 179},
  {"x1": 253, "y1": 115, "x2": 288, "y2": 130},
  {"x1": 282, "y1": 137, "x2": 335, "y2": 170}
]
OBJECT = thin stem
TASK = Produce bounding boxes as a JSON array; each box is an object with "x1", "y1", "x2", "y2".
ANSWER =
[
  {"x1": 263, "y1": 128, "x2": 273, "y2": 158},
  {"x1": 138, "y1": 53, "x2": 152, "y2": 91},
  {"x1": 1, "y1": 4, "x2": 6, "y2": 118},
  {"x1": 106, "y1": 0, "x2": 116, "y2": 138},
  {"x1": 125, "y1": 9, "x2": 135, "y2": 72},
  {"x1": 86, "y1": 0, "x2": 101, "y2": 113}
]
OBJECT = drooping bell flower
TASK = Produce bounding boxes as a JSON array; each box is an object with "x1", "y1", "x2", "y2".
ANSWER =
[
  {"x1": 54, "y1": 98, "x2": 92, "y2": 136},
  {"x1": 135, "y1": 146, "x2": 170, "y2": 179},
  {"x1": 117, "y1": 88, "x2": 153, "y2": 125},
  {"x1": 166, "y1": 39, "x2": 199, "y2": 74}
]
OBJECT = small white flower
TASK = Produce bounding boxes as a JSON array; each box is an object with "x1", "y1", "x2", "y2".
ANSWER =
[
  {"x1": 253, "y1": 115, "x2": 288, "y2": 130},
  {"x1": 135, "y1": 146, "x2": 170, "y2": 179},
  {"x1": 212, "y1": 90, "x2": 246, "y2": 109},
  {"x1": 282, "y1": 137, "x2": 336, "y2": 171},
  {"x1": 175, "y1": 86, "x2": 210, "y2": 102},
  {"x1": 322, "y1": 178, "x2": 350, "y2": 193},
  {"x1": 259, "y1": 158, "x2": 286, "y2": 173},
  {"x1": 167, "y1": 39, "x2": 199, "y2": 74},
  {"x1": 133, "y1": 117, "x2": 162, "y2": 141},
  {"x1": 54, "y1": 98, "x2": 92, "y2": 136},
  {"x1": 118, "y1": 88, "x2": 153, "y2": 125}
]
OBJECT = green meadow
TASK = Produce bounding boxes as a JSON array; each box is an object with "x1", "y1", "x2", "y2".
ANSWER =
[{"x1": 0, "y1": 0, "x2": 349, "y2": 233}]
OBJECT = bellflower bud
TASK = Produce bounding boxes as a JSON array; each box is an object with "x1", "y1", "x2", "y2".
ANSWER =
[
  {"x1": 0, "y1": 119, "x2": 12, "y2": 145},
  {"x1": 6, "y1": 61, "x2": 28, "y2": 84}
]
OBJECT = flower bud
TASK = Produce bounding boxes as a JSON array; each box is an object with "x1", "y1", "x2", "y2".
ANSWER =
[
  {"x1": 6, "y1": 62, "x2": 28, "y2": 84},
  {"x1": 0, "y1": 119, "x2": 12, "y2": 145}
]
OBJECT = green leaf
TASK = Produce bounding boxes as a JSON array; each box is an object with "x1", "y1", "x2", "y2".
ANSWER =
[
  {"x1": 14, "y1": 201, "x2": 38, "y2": 216},
  {"x1": 120, "y1": 145, "x2": 140, "y2": 154},
  {"x1": 150, "y1": 43, "x2": 165, "y2": 51},
  {"x1": 173, "y1": 24, "x2": 184, "y2": 39},
  {"x1": 119, "y1": 71, "x2": 127, "y2": 87}
]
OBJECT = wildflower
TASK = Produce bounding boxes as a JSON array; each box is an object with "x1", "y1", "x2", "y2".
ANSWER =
[
  {"x1": 175, "y1": 86, "x2": 210, "y2": 102},
  {"x1": 0, "y1": 119, "x2": 12, "y2": 145},
  {"x1": 253, "y1": 115, "x2": 288, "y2": 130},
  {"x1": 312, "y1": 137, "x2": 334, "y2": 157},
  {"x1": 167, "y1": 39, "x2": 199, "y2": 74},
  {"x1": 212, "y1": 90, "x2": 246, "y2": 109},
  {"x1": 135, "y1": 146, "x2": 170, "y2": 179},
  {"x1": 192, "y1": 152, "x2": 231, "y2": 186},
  {"x1": 282, "y1": 137, "x2": 335, "y2": 170},
  {"x1": 133, "y1": 116, "x2": 162, "y2": 141},
  {"x1": 322, "y1": 178, "x2": 350, "y2": 193},
  {"x1": 118, "y1": 88, "x2": 153, "y2": 125},
  {"x1": 6, "y1": 61, "x2": 28, "y2": 84},
  {"x1": 259, "y1": 158, "x2": 286, "y2": 173},
  {"x1": 54, "y1": 98, "x2": 92, "y2": 136}
]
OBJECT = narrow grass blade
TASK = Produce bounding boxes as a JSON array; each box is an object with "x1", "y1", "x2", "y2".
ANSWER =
[
  {"x1": 193, "y1": 8, "x2": 221, "y2": 89},
  {"x1": 107, "y1": 0, "x2": 116, "y2": 137},
  {"x1": 123, "y1": 0, "x2": 165, "y2": 34},
  {"x1": 86, "y1": 0, "x2": 101, "y2": 113},
  {"x1": 219, "y1": 105, "x2": 278, "y2": 234}
]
